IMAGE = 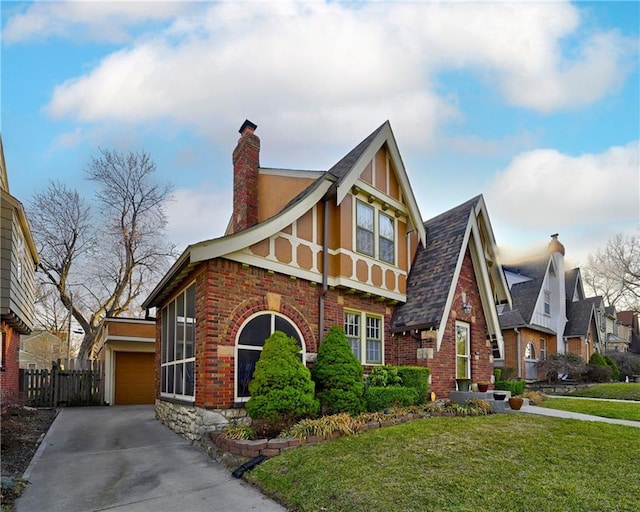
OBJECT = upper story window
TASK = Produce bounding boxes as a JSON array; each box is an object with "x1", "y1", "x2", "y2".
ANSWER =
[
  {"x1": 344, "y1": 310, "x2": 383, "y2": 365},
  {"x1": 161, "y1": 283, "x2": 196, "y2": 401},
  {"x1": 543, "y1": 290, "x2": 551, "y2": 315},
  {"x1": 355, "y1": 200, "x2": 395, "y2": 265}
]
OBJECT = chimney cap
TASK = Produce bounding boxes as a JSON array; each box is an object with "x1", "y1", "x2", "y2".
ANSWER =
[
  {"x1": 548, "y1": 233, "x2": 565, "y2": 255},
  {"x1": 239, "y1": 119, "x2": 258, "y2": 134}
]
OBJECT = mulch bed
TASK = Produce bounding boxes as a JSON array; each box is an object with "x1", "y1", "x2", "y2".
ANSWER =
[{"x1": 1, "y1": 404, "x2": 57, "y2": 511}]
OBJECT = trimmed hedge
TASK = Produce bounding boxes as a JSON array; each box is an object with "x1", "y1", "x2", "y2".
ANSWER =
[
  {"x1": 396, "y1": 366, "x2": 430, "y2": 404},
  {"x1": 495, "y1": 379, "x2": 525, "y2": 396},
  {"x1": 364, "y1": 386, "x2": 418, "y2": 412}
]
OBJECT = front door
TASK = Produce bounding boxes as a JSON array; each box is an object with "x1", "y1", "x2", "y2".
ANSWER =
[{"x1": 524, "y1": 342, "x2": 538, "y2": 380}]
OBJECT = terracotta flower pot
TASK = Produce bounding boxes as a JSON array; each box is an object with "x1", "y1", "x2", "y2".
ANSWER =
[
  {"x1": 477, "y1": 383, "x2": 489, "y2": 392},
  {"x1": 508, "y1": 396, "x2": 524, "y2": 411}
]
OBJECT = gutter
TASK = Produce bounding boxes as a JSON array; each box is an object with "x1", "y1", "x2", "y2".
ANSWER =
[
  {"x1": 514, "y1": 327, "x2": 522, "y2": 379},
  {"x1": 319, "y1": 196, "x2": 329, "y2": 345}
]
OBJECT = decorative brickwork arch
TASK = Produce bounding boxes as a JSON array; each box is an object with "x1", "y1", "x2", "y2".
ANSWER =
[{"x1": 228, "y1": 296, "x2": 316, "y2": 401}]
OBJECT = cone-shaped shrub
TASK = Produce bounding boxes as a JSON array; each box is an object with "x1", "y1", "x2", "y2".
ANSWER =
[
  {"x1": 312, "y1": 326, "x2": 365, "y2": 415},
  {"x1": 246, "y1": 331, "x2": 319, "y2": 423}
]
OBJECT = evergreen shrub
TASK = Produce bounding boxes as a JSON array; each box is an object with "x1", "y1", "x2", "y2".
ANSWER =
[
  {"x1": 396, "y1": 366, "x2": 430, "y2": 404},
  {"x1": 312, "y1": 326, "x2": 365, "y2": 415},
  {"x1": 495, "y1": 379, "x2": 525, "y2": 395},
  {"x1": 603, "y1": 355, "x2": 621, "y2": 381},
  {"x1": 246, "y1": 331, "x2": 319, "y2": 425}
]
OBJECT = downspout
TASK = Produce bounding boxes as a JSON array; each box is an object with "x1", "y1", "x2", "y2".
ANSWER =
[
  {"x1": 514, "y1": 327, "x2": 522, "y2": 379},
  {"x1": 319, "y1": 196, "x2": 329, "y2": 345}
]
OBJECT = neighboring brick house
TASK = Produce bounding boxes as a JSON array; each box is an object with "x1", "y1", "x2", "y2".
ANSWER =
[
  {"x1": 499, "y1": 235, "x2": 604, "y2": 380},
  {"x1": 617, "y1": 310, "x2": 640, "y2": 354},
  {"x1": 143, "y1": 120, "x2": 509, "y2": 440},
  {"x1": 390, "y1": 195, "x2": 511, "y2": 398},
  {"x1": 1, "y1": 136, "x2": 39, "y2": 400}
]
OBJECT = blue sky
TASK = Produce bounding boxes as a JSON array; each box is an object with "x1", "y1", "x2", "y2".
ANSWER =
[{"x1": 2, "y1": 0, "x2": 638, "y2": 268}]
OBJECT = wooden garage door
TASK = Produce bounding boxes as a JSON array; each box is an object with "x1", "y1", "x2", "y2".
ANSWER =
[{"x1": 115, "y1": 352, "x2": 155, "y2": 405}]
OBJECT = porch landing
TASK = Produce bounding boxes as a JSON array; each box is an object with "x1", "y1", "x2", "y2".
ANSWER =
[{"x1": 449, "y1": 391, "x2": 529, "y2": 413}]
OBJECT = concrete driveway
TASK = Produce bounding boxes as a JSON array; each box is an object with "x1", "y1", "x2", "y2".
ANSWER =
[{"x1": 16, "y1": 406, "x2": 285, "y2": 512}]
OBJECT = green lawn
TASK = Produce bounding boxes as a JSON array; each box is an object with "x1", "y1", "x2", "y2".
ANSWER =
[
  {"x1": 541, "y1": 397, "x2": 640, "y2": 421},
  {"x1": 568, "y1": 383, "x2": 640, "y2": 401},
  {"x1": 248, "y1": 415, "x2": 640, "y2": 512}
]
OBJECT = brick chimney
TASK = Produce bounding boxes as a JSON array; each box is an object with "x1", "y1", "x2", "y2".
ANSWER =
[{"x1": 232, "y1": 120, "x2": 260, "y2": 233}]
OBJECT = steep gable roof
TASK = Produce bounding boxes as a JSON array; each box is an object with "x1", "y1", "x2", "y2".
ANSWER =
[
  {"x1": 503, "y1": 256, "x2": 549, "y2": 324},
  {"x1": 143, "y1": 121, "x2": 425, "y2": 309},
  {"x1": 391, "y1": 195, "x2": 509, "y2": 351},
  {"x1": 564, "y1": 299, "x2": 596, "y2": 338}
]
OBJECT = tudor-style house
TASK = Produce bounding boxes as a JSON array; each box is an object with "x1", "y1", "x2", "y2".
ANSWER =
[
  {"x1": 143, "y1": 121, "x2": 509, "y2": 439},
  {"x1": 1, "y1": 136, "x2": 39, "y2": 399},
  {"x1": 498, "y1": 235, "x2": 605, "y2": 380}
]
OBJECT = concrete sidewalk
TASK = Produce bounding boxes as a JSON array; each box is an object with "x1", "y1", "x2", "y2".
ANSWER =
[
  {"x1": 16, "y1": 406, "x2": 285, "y2": 512},
  {"x1": 518, "y1": 403, "x2": 640, "y2": 428}
]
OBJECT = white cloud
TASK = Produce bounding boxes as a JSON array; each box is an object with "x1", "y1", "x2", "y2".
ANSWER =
[
  {"x1": 164, "y1": 186, "x2": 232, "y2": 249},
  {"x1": 2, "y1": 0, "x2": 194, "y2": 44},
  {"x1": 39, "y1": 0, "x2": 636, "y2": 163},
  {"x1": 486, "y1": 141, "x2": 640, "y2": 265}
]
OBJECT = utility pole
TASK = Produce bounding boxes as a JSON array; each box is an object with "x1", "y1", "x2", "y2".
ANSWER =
[{"x1": 67, "y1": 292, "x2": 73, "y2": 361}]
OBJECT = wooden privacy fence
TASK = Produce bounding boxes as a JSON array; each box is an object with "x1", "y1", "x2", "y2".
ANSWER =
[{"x1": 20, "y1": 359, "x2": 104, "y2": 407}]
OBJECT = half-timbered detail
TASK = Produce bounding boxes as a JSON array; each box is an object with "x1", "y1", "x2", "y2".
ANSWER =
[{"x1": 143, "y1": 122, "x2": 508, "y2": 440}]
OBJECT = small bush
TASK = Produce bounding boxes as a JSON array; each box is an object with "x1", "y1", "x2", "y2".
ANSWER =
[
  {"x1": 312, "y1": 326, "x2": 365, "y2": 415},
  {"x1": 524, "y1": 391, "x2": 547, "y2": 406},
  {"x1": 367, "y1": 365, "x2": 402, "y2": 387},
  {"x1": 246, "y1": 331, "x2": 320, "y2": 425},
  {"x1": 537, "y1": 353, "x2": 587, "y2": 383},
  {"x1": 589, "y1": 352, "x2": 607, "y2": 367},
  {"x1": 493, "y1": 368, "x2": 503, "y2": 382},
  {"x1": 281, "y1": 413, "x2": 359, "y2": 440},
  {"x1": 585, "y1": 363, "x2": 613, "y2": 383},
  {"x1": 495, "y1": 379, "x2": 525, "y2": 396},
  {"x1": 603, "y1": 355, "x2": 621, "y2": 381},
  {"x1": 221, "y1": 423, "x2": 256, "y2": 440},
  {"x1": 364, "y1": 386, "x2": 418, "y2": 412},
  {"x1": 463, "y1": 399, "x2": 492, "y2": 416},
  {"x1": 606, "y1": 352, "x2": 640, "y2": 381},
  {"x1": 396, "y1": 366, "x2": 430, "y2": 404}
]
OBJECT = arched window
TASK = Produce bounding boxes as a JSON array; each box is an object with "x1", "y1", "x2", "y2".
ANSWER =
[
  {"x1": 235, "y1": 312, "x2": 305, "y2": 401},
  {"x1": 525, "y1": 342, "x2": 537, "y2": 360}
]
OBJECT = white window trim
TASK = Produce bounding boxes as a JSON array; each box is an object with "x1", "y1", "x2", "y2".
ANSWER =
[
  {"x1": 543, "y1": 289, "x2": 551, "y2": 316},
  {"x1": 160, "y1": 282, "x2": 196, "y2": 402},
  {"x1": 455, "y1": 321, "x2": 471, "y2": 379},
  {"x1": 354, "y1": 198, "x2": 397, "y2": 266},
  {"x1": 234, "y1": 311, "x2": 306, "y2": 403},
  {"x1": 344, "y1": 309, "x2": 384, "y2": 365}
]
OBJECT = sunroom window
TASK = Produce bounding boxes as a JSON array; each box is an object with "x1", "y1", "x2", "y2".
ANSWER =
[{"x1": 161, "y1": 283, "x2": 196, "y2": 401}]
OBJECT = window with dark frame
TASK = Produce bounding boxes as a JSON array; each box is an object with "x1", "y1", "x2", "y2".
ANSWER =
[
  {"x1": 236, "y1": 313, "x2": 303, "y2": 400},
  {"x1": 160, "y1": 283, "x2": 196, "y2": 400}
]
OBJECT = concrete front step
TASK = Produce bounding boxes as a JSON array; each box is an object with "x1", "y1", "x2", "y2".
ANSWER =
[{"x1": 449, "y1": 391, "x2": 530, "y2": 413}]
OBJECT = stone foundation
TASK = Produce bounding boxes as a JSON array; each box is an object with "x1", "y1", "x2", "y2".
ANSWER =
[{"x1": 155, "y1": 399, "x2": 249, "y2": 442}]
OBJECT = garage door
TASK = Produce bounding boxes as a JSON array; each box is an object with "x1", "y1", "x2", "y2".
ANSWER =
[{"x1": 114, "y1": 352, "x2": 155, "y2": 405}]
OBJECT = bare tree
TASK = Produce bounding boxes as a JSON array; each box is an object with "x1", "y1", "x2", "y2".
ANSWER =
[
  {"x1": 29, "y1": 150, "x2": 175, "y2": 358},
  {"x1": 583, "y1": 229, "x2": 640, "y2": 311}
]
